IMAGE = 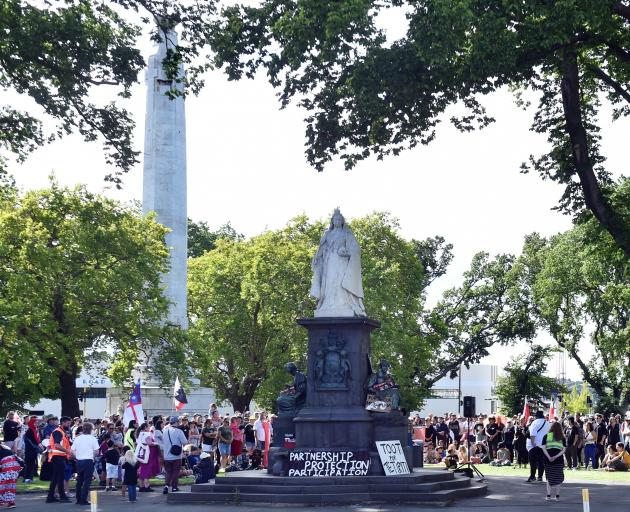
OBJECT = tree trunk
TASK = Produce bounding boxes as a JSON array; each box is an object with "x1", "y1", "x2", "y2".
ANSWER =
[
  {"x1": 230, "y1": 394, "x2": 254, "y2": 413},
  {"x1": 560, "y1": 50, "x2": 630, "y2": 259},
  {"x1": 59, "y1": 368, "x2": 80, "y2": 418}
]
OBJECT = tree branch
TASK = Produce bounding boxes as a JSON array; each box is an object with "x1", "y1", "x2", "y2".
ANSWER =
[
  {"x1": 560, "y1": 50, "x2": 630, "y2": 258},
  {"x1": 587, "y1": 64, "x2": 630, "y2": 104},
  {"x1": 613, "y1": 2, "x2": 630, "y2": 21},
  {"x1": 605, "y1": 42, "x2": 630, "y2": 64}
]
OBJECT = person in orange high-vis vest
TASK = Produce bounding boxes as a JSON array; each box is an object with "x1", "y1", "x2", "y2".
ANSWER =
[{"x1": 46, "y1": 416, "x2": 72, "y2": 504}]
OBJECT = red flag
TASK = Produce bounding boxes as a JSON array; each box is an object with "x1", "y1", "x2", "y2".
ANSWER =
[
  {"x1": 522, "y1": 397, "x2": 530, "y2": 423},
  {"x1": 173, "y1": 377, "x2": 188, "y2": 412}
]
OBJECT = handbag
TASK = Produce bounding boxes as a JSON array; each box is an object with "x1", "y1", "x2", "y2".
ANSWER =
[
  {"x1": 135, "y1": 432, "x2": 151, "y2": 463},
  {"x1": 136, "y1": 445, "x2": 149, "y2": 464},
  {"x1": 167, "y1": 429, "x2": 182, "y2": 456}
]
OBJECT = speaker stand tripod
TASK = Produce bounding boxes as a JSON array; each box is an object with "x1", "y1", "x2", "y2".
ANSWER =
[{"x1": 453, "y1": 417, "x2": 485, "y2": 482}]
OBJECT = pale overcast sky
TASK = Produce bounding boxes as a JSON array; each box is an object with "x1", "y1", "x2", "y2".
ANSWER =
[{"x1": 5, "y1": 6, "x2": 628, "y2": 377}]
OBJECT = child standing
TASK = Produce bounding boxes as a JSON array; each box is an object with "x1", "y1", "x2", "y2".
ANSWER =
[
  {"x1": 122, "y1": 450, "x2": 139, "y2": 502},
  {"x1": 119, "y1": 446, "x2": 130, "y2": 499},
  {"x1": 105, "y1": 441, "x2": 120, "y2": 491}
]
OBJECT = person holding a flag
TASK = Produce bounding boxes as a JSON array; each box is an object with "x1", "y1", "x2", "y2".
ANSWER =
[{"x1": 122, "y1": 379, "x2": 144, "y2": 452}]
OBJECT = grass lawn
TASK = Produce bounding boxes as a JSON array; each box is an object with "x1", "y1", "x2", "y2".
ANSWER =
[
  {"x1": 424, "y1": 463, "x2": 630, "y2": 484},
  {"x1": 16, "y1": 476, "x2": 195, "y2": 494}
]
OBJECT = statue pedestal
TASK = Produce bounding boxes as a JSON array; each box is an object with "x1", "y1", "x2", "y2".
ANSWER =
[
  {"x1": 291, "y1": 317, "x2": 382, "y2": 473},
  {"x1": 294, "y1": 317, "x2": 379, "y2": 445}
]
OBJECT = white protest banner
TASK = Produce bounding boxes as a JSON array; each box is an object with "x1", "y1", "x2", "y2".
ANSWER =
[{"x1": 375, "y1": 440, "x2": 410, "y2": 476}]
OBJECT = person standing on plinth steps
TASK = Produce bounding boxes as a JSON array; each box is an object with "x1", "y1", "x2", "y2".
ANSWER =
[
  {"x1": 526, "y1": 410, "x2": 549, "y2": 483},
  {"x1": 541, "y1": 421, "x2": 566, "y2": 501}
]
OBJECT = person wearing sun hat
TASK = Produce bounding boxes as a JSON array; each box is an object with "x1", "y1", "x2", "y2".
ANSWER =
[
  {"x1": 244, "y1": 415, "x2": 256, "y2": 453},
  {"x1": 193, "y1": 451, "x2": 215, "y2": 484}
]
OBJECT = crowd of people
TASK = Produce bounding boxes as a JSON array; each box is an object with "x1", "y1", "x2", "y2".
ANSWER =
[
  {"x1": 415, "y1": 410, "x2": 630, "y2": 500},
  {"x1": 0, "y1": 406, "x2": 274, "y2": 508},
  {"x1": 2, "y1": 406, "x2": 630, "y2": 508}
]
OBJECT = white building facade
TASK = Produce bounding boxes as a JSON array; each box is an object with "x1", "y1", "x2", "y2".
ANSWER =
[{"x1": 415, "y1": 364, "x2": 498, "y2": 417}]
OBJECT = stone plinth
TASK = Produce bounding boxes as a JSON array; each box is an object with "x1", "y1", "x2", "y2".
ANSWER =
[{"x1": 292, "y1": 317, "x2": 380, "y2": 471}]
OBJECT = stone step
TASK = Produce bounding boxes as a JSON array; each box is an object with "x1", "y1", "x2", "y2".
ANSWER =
[
  {"x1": 214, "y1": 471, "x2": 454, "y2": 487},
  {"x1": 191, "y1": 477, "x2": 470, "y2": 495},
  {"x1": 168, "y1": 481, "x2": 487, "y2": 505}
]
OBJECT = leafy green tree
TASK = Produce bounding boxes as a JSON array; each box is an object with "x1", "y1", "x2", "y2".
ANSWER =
[
  {"x1": 419, "y1": 252, "x2": 537, "y2": 391},
  {"x1": 563, "y1": 383, "x2": 590, "y2": 415},
  {"x1": 517, "y1": 181, "x2": 630, "y2": 412},
  {"x1": 188, "y1": 211, "x2": 536, "y2": 412},
  {"x1": 188, "y1": 213, "x2": 430, "y2": 411},
  {"x1": 0, "y1": 0, "x2": 211, "y2": 183},
  {"x1": 0, "y1": 181, "x2": 182, "y2": 416},
  {"x1": 187, "y1": 219, "x2": 243, "y2": 258},
  {"x1": 207, "y1": 0, "x2": 630, "y2": 256},
  {"x1": 495, "y1": 346, "x2": 563, "y2": 416}
]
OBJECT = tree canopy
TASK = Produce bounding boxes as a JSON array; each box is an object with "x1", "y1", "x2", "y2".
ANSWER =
[
  {"x1": 187, "y1": 218, "x2": 243, "y2": 258},
  {"x1": 0, "y1": 181, "x2": 183, "y2": 416},
  {"x1": 495, "y1": 345, "x2": 563, "y2": 416},
  {"x1": 187, "y1": 212, "x2": 535, "y2": 412},
  {"x1": 188, "y1": 213, "x2": 430, "y2": 411},
  {"x1": 0, "y1": 0, "x2": 211, "y2": 184},
  {"x1": 516, "y1": 180, "x2": 630, "y2": 412},
  {"x1": 207, "y1": 0, "x2": 630, "y2": 257}
]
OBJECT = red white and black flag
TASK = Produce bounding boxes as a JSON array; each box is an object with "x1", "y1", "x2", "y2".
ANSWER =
[{"x1": 173, "y1": 377, "x2": 188, "y2": 412}]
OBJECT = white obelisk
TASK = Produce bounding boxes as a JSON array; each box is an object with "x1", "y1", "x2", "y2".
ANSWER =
[{"x1": 142, "y1": 29, "x2": 188, "y2": 328}]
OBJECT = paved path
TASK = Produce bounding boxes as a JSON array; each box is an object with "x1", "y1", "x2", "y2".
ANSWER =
[{"x1": 16, "y1": 475, "x2": 629, "y2": 511}]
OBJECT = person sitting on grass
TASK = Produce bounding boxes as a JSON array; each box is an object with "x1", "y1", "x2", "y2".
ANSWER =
[
  {"x1": 248, "y1": 449, "x2": 263, "y2": 470},
  {"x1": 490, "y1": 442, "x2": 512, "y2": 466},
  {"x1": 604, "y1": 443, "x2": 630, "y2": 472},
  {"x1": 435, "y1": 442, "x2": 446, "y2": 461},
  {"x1": 425, "y1": 442, "x2": 440, "y2": 464},
  {"x1": 444, "y1": 443, "x2": 459, "y2": 469},
  {"x1": 472, "y1": 442, "x2": 490, "y2": 464},
  {"x1": 602, "y1": 445, "x2": 617, "y2": 470},
  {"x1": 186, "y1": 445, "x2": 201, "y2": 470},
  {"x1": 193, "y1": 452, "x2": 216, "y2": 484},
  {"x1": 458, "y1": 445, "x2": 469, "y2": 464}
]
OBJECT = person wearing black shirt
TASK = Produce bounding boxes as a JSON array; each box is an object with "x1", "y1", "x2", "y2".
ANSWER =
[
  {"x1": 178, "y1": 417, "x2": 191, "y2": 439},
  {"x1": 2, "y1": 412, "x2": 20, "y2": 451},
  {"x1": 436, "y1": 418, "x2": 450, "y2": 449},
  {"x1": 426, "y1": 418, "x2": 438, "y2": 447},
  {"x1": 122, "y1": 454, "x2": 140, "y2": 502},
  {"x1": 607, "y1": 417, "x2": 621, "y2": 447},
  {"x1": 503, "y1": 421, "x2": 516, "y2": 461},
  {"x1": 565, "y1": 417, "x2": 580, "y2": 469},
  {"x1": 485, "y1": 416, "x2": 500, "y2": 459},
  {"x1": 595, "y1": 414, "x2": 608, "y2": 465},
  {"x1": 244, "y1": 418, "x2": 256, "y2": 452},
  {"x1": 514, "y1": 422, "x2": 529, "y2": 468},
  {"x1": 448, "y1": 415, "x2": 461, "y2": 444}
]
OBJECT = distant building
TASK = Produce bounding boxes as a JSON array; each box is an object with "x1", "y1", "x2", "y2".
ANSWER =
[
  {"x1": 414, "y1": 364, "x2": 498, "y2": 417},
  {"x1": 27, "y1": 370, "x2": 234, "y2": 419},
  {"x1": 27, "y1": 371, "x2": 111, "y2": 419}
]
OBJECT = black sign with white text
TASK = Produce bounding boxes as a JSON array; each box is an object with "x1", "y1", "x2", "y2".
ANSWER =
[{"x1": 287, "y1": 450, "x2": 371, "y2": 477}]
